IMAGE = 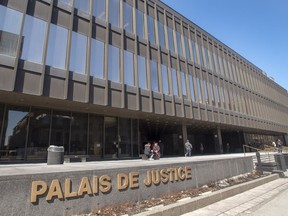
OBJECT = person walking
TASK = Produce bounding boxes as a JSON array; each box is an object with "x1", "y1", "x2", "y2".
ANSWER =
[
  {"x1": 184, "y1": 140, "x2": 193, "y2": 157},
  {"x1": 277, "y1": 139, "x2": 282, "y2": 153}
]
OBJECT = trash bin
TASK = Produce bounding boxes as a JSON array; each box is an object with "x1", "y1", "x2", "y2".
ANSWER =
[
  {"x1": 274, "y1": 153, "x2": 287, "y2": 171},
  {"x1": 47, "y1": 145, "x2": 64, "y2": 165}
]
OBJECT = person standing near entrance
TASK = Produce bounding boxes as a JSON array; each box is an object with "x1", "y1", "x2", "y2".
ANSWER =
[
  {"x1": 277, "y1": 139, "x2": 282, "y2": 153},
  {"x1": 200, "y1": 143, "x2": 204, "y2": 154},
  {"x1": 184, "y1": 140, "x2": 193, "y2": 157},
  {"x1": 226, "y1": 143, "x2": 230, "y2": 153}
]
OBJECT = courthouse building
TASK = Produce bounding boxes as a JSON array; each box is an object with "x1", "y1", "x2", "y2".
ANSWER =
[{"x1": 0, "y1": 0, "x2": 287, "y2": 163}]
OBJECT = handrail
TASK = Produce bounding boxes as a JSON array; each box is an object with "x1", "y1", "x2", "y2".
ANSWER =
[{"x1": 242, "y1": 144, "x2": 278, "y2": 156}]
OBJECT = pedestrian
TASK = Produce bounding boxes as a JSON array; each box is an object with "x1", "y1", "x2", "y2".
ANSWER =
[
  {"x1": 144, "y1": 142, "x2": 152, "y2": 159},
  {"x1": 184, "y1": 140, "x2": 193, "y2": 157},
  {"x1": 200, "y1": 143, "x2": 204, "y2": 154},
  {"x1": 226, "y1": 143, "x2": 230, "y2": 153},
  {"x1": 151, "y1": 142, "x2": 160, "y2": 160},
  {"x1": 277, "y1": 139, "x2": 282, "y2": 153}
]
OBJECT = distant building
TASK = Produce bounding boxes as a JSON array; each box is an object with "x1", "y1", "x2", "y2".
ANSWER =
[{"x1": 0, "y1": 0, "x2": 287, "y2": 163}]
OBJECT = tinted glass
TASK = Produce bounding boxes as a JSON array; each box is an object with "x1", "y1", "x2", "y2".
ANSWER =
[
  {"x1": 181, "y1": 71, "x2": 187, "y2": 98},
  {"x1": 138, "y1": 55, "x2": 147, "y2": 89},
  {"x1": 176, "y1": 31, "x2": 183, "y2": 56},
  {"x1": 150, "y1": 60, "x2": 159, "y2": 92},
  {"x1": 136, "y1": 9, "x2": 145, "y2": 38},
  {"x1": 157, "y1": 21, "x2": 166, "y2": 48},
  {"x1": 209, "y1": 50, "x2": 215, "y2": 72},
  {"x1": 209, "y1": 81, "x2": 215, "y2": 104},
  {"x1": 188, "y1": 75, "x2": 195, "y2": 101},
  {"x1": 161, "y1": 65, "x2": 169, "y2": 95},
  {"x1": 203, "y1": 79, "x2": 209, "y2": 103},
  {"x1": 69, "y1": 31, "x2": 87, "y2": 74},
  {"x1": 109, "y1": 0, "x2": 120, "y2": 27},
  {"x1": 70, "y1": 113, "x2": 87, "y2": 155},
  {"x1": 191, "y1": 39, "x2": 198, "y2": 64},
  {"x1": 167, "y1": 27, "x2": 175, "y2": 52},
  {"x1": 196, "y1": 76, "x2": 202, "y2": 102},
  {"x1": 90, "y1": 38, "x2": 105, "y2": 78},
  {"x1": 74, "y1": 0, "x2": 90, "y2": 13},
  {"x1": 93, "y1": 0, "x2": 106, "y2": 20},
  {"x1": 46, "y1": 24, "x2": 68, "y2": 69},
  {"x1": 123, "y1": 2, "x2": 133, "y2": 33},
  {"x1": 184, "y1": 36, "x2": 191, "y2": 60},
  {"x1": 119, "y1": 118, "x2": 132, "y2": 157},
  {"x1": 108, "y1": 45, "x2": 120, "y2": 82},
  {"x1": 0, "y1": 6, "x2": 23, "y2": 57},
  {"x1": 172, "y1": 68, "x2": 178, "y2": 96},
  {"x1": 124, "y1": 50, "x2": 134, "y2": 86},
  {"x1": 204, "y1": 47, "x2": 210, "y2": 70},
  {"x1": 147, "y1": 16, "x2": 155, "y2": 44},
  {"x1": 198, "y1": 44, "x2": 204, "y2": 67},
  {"x1": 104, "y1": 117, "x2": 118, "y2": 158},
  {"x1": 59, "y1": 0, "x2": 72, "y2": 6},
  {"x1": 21, "y1": 15, "x2": 47, "y2": 64},
  {"x1": 88, "y1": 115, "x2": 104, "y2": 158}
]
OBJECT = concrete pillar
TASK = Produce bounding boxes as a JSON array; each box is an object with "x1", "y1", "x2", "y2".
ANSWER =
[
  {"x1": 182, "y1": 124, "x2": 188, "y2": 154},
  {"x1": 214, "y1": 127, "x2": 223, "y2": 154}
]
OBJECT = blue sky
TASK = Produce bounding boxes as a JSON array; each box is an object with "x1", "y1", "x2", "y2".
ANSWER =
[{"x1": 161, "y1": 0, "x2": 288, "y2": 91}]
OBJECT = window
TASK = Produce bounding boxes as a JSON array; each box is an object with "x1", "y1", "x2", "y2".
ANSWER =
[
  {"x1": 204, "y1": 47, "x2": 210, "y2": 70},
  {"x1": 172, "y1": 68, "x2": 178, "y2": 96},
  {"x1": 59, "y1": 0, "x2": 72, "y2": 6},
  {"x1": 136, "y1": 9, "x2": 145, "y2": 39},
  {"x1": 198, "y1": 44, "x2": 204, "y2": 67},
  {"x1": 181, "y1": 71, "x2": 187, "y2": 98},
  {"x1": 167, "y1": 27, "x2": 175, "y2": 52},
  {"x1": 157, "y1": 21, "x2": 166, "y2": 48},
  {"x1": 147, "y1": 16, "x2": 155, "y2": 44},
  {"x1": 209, "y1": 81, "x2": 215, "y2": 105},
  {"x1": 188, "y1": 75, "x2": 195, "y2": 101},
  {"x1": 191, "y1": 39, "x2": 198, "y2": 65},
  {"x1": 161, "y1": 65, "x2": 169, "y2": 95},
  {"x1": 90, "y1": 38, "x2": 105, "y2": 78},
  {"x1": 108, "y1": 45, "x2": 120, "y2": 82},
  {"x1": 196, "y1": 76, "x2": 202, "y2": 103},
  {"x1": 124, "y1": 50, "x2": 134, "y2": 86},
  {"x1": 150, "y1": 60, "x2": 159, "y2": 92},
  {"x1": 209, "y1": 50, "x2": 215, "y2": 72},
  {"x1": 0, "y1": 5, "x2": 23, "y2": 57},
  {"x1": 123, "y1": 2, "x2": 133, "y2": 33},
  {"x1": 74, "y1": 0, "x2": 90, "y2": 13},
  {"x1": 138, "y1": 55, "x2": 147, "y2": 89},
  {"x1": 203, "y1": 79, "x2": 209, "y2": 103},
  {"x1": 93, "y1": 0, "x2": 106, "y2": 20},
  {"x1": 184, "y1": 36, "x2": 191, "y2": 61},
  {"x1": 21, "y1": 15, "x2": 47, "y2": 64},
  {"x1": 109, "y1": 0, "x2": 120, "y2": 27},
  {"x1": 46, "y1": 24, "x2": 68, "y2": 69},
  {"x1": 69, "y1": 31, "x2": 87, "y2": 74},
  {"x1": 215, "y1": 83, "x2": 221, "y2": 105},
  {"x1": 176, "y1": 31, "x2": 183, "y2": 56}
]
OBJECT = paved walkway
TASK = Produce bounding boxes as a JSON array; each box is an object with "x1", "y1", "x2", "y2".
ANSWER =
[{"x1": 181, "y1": 173, "x2": 288, "y2": 216}]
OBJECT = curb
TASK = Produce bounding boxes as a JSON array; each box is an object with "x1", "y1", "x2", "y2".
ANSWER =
[{"x1": 133, "y1": 174, "x2": 279, "y2": 216}]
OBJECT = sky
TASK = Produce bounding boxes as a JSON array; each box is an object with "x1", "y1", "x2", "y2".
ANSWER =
[{"x1": 161, "y1": 0, "x2": 288, "y2": 91}]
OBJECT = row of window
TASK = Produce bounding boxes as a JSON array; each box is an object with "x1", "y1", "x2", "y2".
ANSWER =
[{"x1": 0, "y1": 4, "x2": 287, "y2": 114}]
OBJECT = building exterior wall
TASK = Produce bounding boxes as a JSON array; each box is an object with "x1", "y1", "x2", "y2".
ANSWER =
[{"x1": 0, "y1": 0, "x2": 288, "y2": 162}]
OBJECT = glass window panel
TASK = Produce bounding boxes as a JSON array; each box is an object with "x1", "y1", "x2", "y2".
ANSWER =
[
  {"x1": 176, "y1": 31, "x2": 183, "y2": 56},
  {"x1": 209, "y1": 81, "x2": 215, "y2": 105},
  {"x1": 70, "y1": 113, "x2": 87, "y2": 155},
  {"x1": 123, "y1": 2, "x2": 133, "y2": 33},
  {"x1": 69, "y1": 31, "x2": 87, "y2": 74},
  {"x1": 124, "y1": 50, "x2": 134, "y2": 86},
  {"x1": 108, "y1": 45, "x2": 120, "y2": 82},
  {"x1": 109, "y1": 0, "x2": 120, "y2": 27},
  {"x1": 172, "y1": 68, "x2": 178, "y2": 96},
  {"x1": 196, "y1": 76, "x2": 202, "y2": 103},
  {"x1": 191, "y1": 39, "x2": 198, "y2": 64},
  {"x1": 59, "y1": 0, "x2": 72, "y2": 6},
  {"x1": 181, "y1": 71, "x2": 187, "y2": 97},
  {"x1": 0, "y1": 6, "x2": 23, "y2": 57},
  {"x1": 188, "y1": 75, "x2": 195, "y2": 101},
  {"x1": 136, "y1": 9, "x2": 145, "y2": 39},
  {"x1": 50, "y1": 111, "x2": 71, "y2": 155},
  {"x1": 90, "y1": 38, "x2": 105, "y2": 78},
  {"x1": 184, "y1": 36, "x2": 191, "y2": 60},
  {"x1": 88, "y1": 115, "x2": 104, "y2": 158},
  {"x1": 209, "y1": 50, "x2": 215, "y2": 72},
  {"x1": 157, "y1": 21, "x2": 165, "y2": 48},
  {"x1": 74, "y1": 0, "x2": 90, "y2": 13},
  {"x1": 21, "y1": 15, "x2": 47, "y2": 64},
  {"x1": 147, "y1": 16, "x2": 155, "y2": 44},
  {"x1": 150, "y1": 60, "x2": 159, "y2": 92},
  {"x1": 204, "y1": 47, "x2": 210, "y2": 70},
  {"x1": 203, "y1": 79, "x2": 209, "y2": 103},
  {"x1": 0, "y1": 106, "x2": 29, "y2": 161},
  {"x1": 198, "y1": 44, "x2": 204, "y2": 67},
  {"x1": 138, "y1": 55, "x2": 147, "y2": 89},
  {"x1": 161, "y1": 64, "x2": 169, "y2": 95},
  {"x1": 119, "y1": 118, "x2": 132, "y2": 157},
  {"x1": 27, "y1": 108, "x2": 51, "y2": 160},
  {"x1": 93, "y1": 0, "x2": 106, "y2": 20},
  {"x1": 167, "y1": 27, "x2": 175, "y2": 52},
  {"x1": 215, "y1": 83, "x2": 221, "y2": 103},
  {"x1": 104, "y1": 117, "x2": 118, "y2": 158},
  {"x1": 46, "y1": 24, "x2": 68, "y2": 69}
]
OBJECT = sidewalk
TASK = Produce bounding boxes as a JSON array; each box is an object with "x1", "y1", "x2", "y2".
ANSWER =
[{"x1": 181, "y1": 173, "x2": 288, "y2": 216}]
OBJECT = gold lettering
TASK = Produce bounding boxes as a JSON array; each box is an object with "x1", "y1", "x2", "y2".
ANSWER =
[
  {"x1": 117, "y1": 173, "x2": 129, "y2": 190},
  {"x1": 129, "y1": 172, "x2": 139, "y2": 189},
  {"x1": 169, "y1": 168, "x2": 175, "y2": 182},
  {"x1": 78, "y1": 177, "x2": 92, "y2": 196},
  {"x1": 185, "y1": 166, "x2": 192, "y2": 179},
  {"x1": 46, "y1": 179, "x2": 63, "y2": 201},
  {"x1": 93, "y1": 176, "x2": 99, "y2": 194},
  {"x1": 99, "y1": 175, "x2": 111, "y2": 193},
  {"x1": 177, "y1": 167, "x2": 185, "y2": 180},
  {"x1": 160, "y1": 169, "x2": 169, "y2": 184},
  {"x1": 64, "y1": 178, "x2": 78, "y2": 198},
  {"x1": 31, "y1": 181, "x2": 48, "y2": 203},
  {"x1": 151, "y1": 170, "x2": 161, "y2": 185},
  {"x1": 143, "y1": 171, "x2": 152, "y2": 186}
]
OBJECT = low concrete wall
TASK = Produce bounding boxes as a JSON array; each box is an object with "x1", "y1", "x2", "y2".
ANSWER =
[{"x1": 0, "y1": 157, "x2": 253, "y2": 216}]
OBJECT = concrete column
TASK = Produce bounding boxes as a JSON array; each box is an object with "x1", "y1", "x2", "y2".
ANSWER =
[
  {"x1": 182, "y1": 124, "x2": 188, "y2": 154},
  {"x1": 214, "y1": 127, "x2": 223, "y2": 154}
]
